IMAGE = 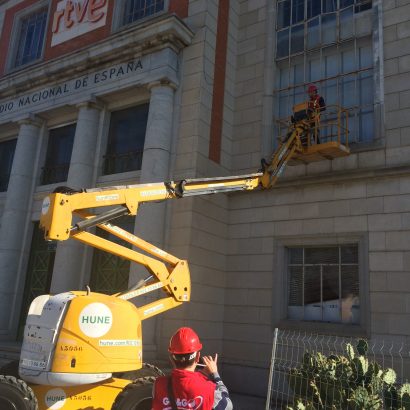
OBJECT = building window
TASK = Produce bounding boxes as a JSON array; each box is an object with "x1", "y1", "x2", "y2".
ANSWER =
[
  {"x1": 14, "y1": 7, "x2": 48, "y2": 68},
  {"x1": 275, "y1": 0, "x2": 374, "y2": 144},
  {"x1": 41, "y1": 124, "x2": 76, "y2": 185},
  {"x1": 89, "y1": 216, "x2": 135, "y2": 294},
  {"x1": 0, "y1": 139, "x2": 17, "y2": 192},
  {"x1": 122, "y1": 0, "x2": 165, "y2": 25},
  {"x1": 18, "y1": 222, "x2": 55, "y2": 340},
  {"x1": 287, "y1": 245, "x2": 360, "y2": 324},
  {"x1": 103, "y1": 104, "x2": 149, "y2": 175}
]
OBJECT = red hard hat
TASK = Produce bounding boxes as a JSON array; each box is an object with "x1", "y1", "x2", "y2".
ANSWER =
[
  {"x1": 168, "y1": 327, "x2": 203, "y2": 354},
  {"x1": 307, "y1": 84, "x2": 317, "y2": 93}
]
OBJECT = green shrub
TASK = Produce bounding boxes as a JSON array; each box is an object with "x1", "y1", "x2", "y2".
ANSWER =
[{"x1": 286, "y1": 339, "x2": 410, "y2": 410}]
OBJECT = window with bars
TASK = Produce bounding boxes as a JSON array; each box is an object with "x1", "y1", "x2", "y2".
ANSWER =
[
  {"x1": 0, "y1": 139, "x2": 17, "y2": 192},
  {"x1": 122, "y1": 0, "x2": 165, "y2": 25},
  {"x1": 275, "y1": 0, "x2": 374, "y2": 144},
  {"x1": 287, "y1": 245, "x2": 360, "y2": 324},
  {"x1": 14, "y1": 7, "x2": 48, "y2": 68},
  {"x1": 41, "y1": 124, "x2": 76, "y2": 185},
  {"x1": 89, "y1": 216, "x2": 135, "y2": 294},
  {"x1": 103, "y1": 104, "x2": 149, "y2": 175}
]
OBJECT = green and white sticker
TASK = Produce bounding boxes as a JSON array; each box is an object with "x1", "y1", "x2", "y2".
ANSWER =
[{"x1": 79, "y1": 303, "x2": 113, "y2": 338}]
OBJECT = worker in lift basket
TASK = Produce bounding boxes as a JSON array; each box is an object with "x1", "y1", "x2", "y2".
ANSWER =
[
  {"x1": 151, "y1": 327, "x2": 233, "y2": 410},
  {"x1": 306, "y1": 83, "x2": 326, "y2": 143},
  {"x1": 284, "y1": 83, "x2": 326, "y2": 144},
  {"x1": 307, "y1": 83, "x2": 326, "y2": 115}
]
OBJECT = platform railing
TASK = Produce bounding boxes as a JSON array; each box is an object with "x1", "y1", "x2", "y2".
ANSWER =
[{"x1": 276, "y1": 105, "x2": 349, "y2": 149}]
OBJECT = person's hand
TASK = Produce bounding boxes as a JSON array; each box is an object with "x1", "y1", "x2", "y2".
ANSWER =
[{"x1": 202, "y1": 354, "x2": 218, "y2": 376}]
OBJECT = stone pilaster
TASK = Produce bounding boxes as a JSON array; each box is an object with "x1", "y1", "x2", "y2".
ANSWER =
[
  {"x1": 50, "y1": 100, "x2": 102, "y2": 293},
  {"x1": 0, "y1": 115, "x2": 43, "y2": 338},
  {"x1": 131, "y1": 81, "x2": 176, "y2": 356}
]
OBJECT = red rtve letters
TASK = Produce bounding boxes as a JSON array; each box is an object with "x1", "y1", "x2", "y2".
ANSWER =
[{"x1": 52, "y1": 0, "x2": 107, "y2": 33}]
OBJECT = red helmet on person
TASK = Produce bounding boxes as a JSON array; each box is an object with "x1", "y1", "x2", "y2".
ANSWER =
[
  {"x1": 168, "y1": 327, "x2": 203, "y2": 354},
  {"x1": 307, "y1": 84, "x2": 318, "y2": 94}
]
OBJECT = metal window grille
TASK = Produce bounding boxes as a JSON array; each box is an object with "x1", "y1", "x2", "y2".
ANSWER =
[
  {"x1": 274, "y1": 0, "x2": 374, "y2": 144},
  {"x1": 287, "y1": 245, "x2": 360, "y2": 324},
  {"x1": 41, "y1": 124, "x2": 76, "y2": 185},
  {"x1": 123, "y1": 0, "x2": 165, "y2": 25},
  {"x1": 104, "y1": 104, "x2": 149, "y2": 175},
  {"x1": 0, "y1": 139, "x2": 17, "y2": 192},
  {"x1": 90, "y1": 216, "x2": 135, "y2": 294},
  {"x1": 14, "y1": 7, "x2": 48, "y2": 68},
  {"x1": 17, "y1": 222, "x2": 55, "y2": 340}
]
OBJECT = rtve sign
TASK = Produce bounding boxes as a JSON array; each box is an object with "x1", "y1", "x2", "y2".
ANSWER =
[{"x1": 51, "y1": 0, "x2": 108, "y2": 47}]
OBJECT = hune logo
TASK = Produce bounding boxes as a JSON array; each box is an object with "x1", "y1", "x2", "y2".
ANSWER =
[
  {"x1": 79, "y1": 303, "x2": 112, "y2": 337},
  {"x1": 45, "y1": 388, "x2": 66, "y2": 409}
]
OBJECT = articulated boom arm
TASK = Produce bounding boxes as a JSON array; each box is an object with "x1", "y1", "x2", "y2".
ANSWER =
[{"x1": 39, "y1": 131, "x2": 302, "y2": 318}]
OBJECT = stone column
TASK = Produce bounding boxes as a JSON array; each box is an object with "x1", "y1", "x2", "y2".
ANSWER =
[
  {"x1": 0, "y1": 115, "x2": 42, "y2": 338},
  {"x1": 50, "y1": 100, "x2": 102, "y2": 293},
  {"x1": 136, "y1": 81, "x2": 177, "y2": 243},
  {"x1": 131, "y1": 81, "x2": 176, "y2": 356}
]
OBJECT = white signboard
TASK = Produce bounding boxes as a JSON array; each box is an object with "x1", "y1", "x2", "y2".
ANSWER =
[{"x1": 51, "y1": 0, "x2": 108, "y2": 47}]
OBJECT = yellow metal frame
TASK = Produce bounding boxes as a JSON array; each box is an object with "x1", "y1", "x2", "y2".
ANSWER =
[
  {"x1": 32, "y1": 378, "x2": 131, "y2": 410},
  {"x1": 39, "y1": 103, "x2": 350, "y2": 319},
  {"x1": 33, "y1": 103, "x2": 351, "y2": 409}
]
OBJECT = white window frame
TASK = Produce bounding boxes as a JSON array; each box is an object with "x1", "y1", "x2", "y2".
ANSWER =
[
  {"x1": 273, "y1": 234, "x2": 370, "y2": 337},
  {"x1": 6, "y1": 0, "x2": 50, "y2": 73},
  {"x1": 272, "y1": 0, "x2": 384, "y2": 150},
  {"x1": 112, "y1": 0, "x2": 169, "y2": 32}
]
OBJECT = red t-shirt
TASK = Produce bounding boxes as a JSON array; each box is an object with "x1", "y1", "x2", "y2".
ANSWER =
[{"x1": 152, "y1": 369, "x2": 216, "y2": 410}]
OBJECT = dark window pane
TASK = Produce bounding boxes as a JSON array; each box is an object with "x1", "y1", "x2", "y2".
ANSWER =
[
  {"x1": 359, "y1": 70, "x2": 373, "y2": 106},
  {"x1": 341, "y1": 265, "x2": 360, "y2": 324},
  {"x1": 355, "y1": 0, "x2": 372, "y2": 13},
  {"x1": 18, "y1": 222, "x2": 55, "y2": 340},
  {"x1": 322, "y1": 265, "x2": 339, "y2": 302},
  {"x1": 288, "y1": 265, "x2": 303, "y2": 320},
  {"x1": 340, "y1": 0, "x2": 354, "y2": 7},
  {"x1": 322, "y1": 13, "x2": 337, "y2": 44},
  {"x1": 15, "y1": 8, "x2": 47, "y2": 67},
  {"x1": 323, "y1": 265, "x2": 340, "y2": 322},
  {"x1": 340, "y1": 6, "x2": 354, "y2": 39},
  {"x1": 104, "y1": 104, "x2": 149, "y2": 175},
  {"x1": 307, "y1": 0, "x2": 321, "y2": 19},
  {"x1": 359, "y1": 109, "x2": 374, "y2": 142},
  {"x1": 341, "y1": 245, "x2": 358, "y2": 264},
  {"x1": 123, "y1": 0, "x2": 165, "y2": 25},
  {"x1": 90, "y1": 216, "x2": 135, "y2": 294},
  {"x1": 0, "y1": 139, "x2": 17, "y2": 192},
  {"x1": 277, "y1": 0, "x2": 291, "y2": 29},
  {"x1": 304, "y1": 266, "x2": 321, "y2": 321},
  {"x1": 290, "y1": 24, "x2": 304, "y2": 54},
  {"x1": 276, "y1": 28, "x2": 290, "y2": 59},
  {"x1": 304, "y1": 266, "x2": 321, "y2": 305},
  {"x1": 289, "y1": 266, "x2": 303, "y2": 305},
  {"x1": 307, "y1": 17, "x2": 320, "y2": 49},
  {"x1": 305, "y1": 247, "x2": 339, "y2": 264},
  {"x1": 341, "y1": 74, "x2": 356, "y2": 108},
  {"x1": 289, "y1": 247, "x2": 303, "y2": 264},
  {"x1": 322, "y1": 0, "x2": 337, "y2": 13},
  {"x1": 41, "y1": 124, "x2": 76, "y2": 185},
  {"x1": 292, "y1": 0, "x2": 305, "y2": 24},
  {"x1": 359, "y1": 45, "x2": 373, "y2": 69}
]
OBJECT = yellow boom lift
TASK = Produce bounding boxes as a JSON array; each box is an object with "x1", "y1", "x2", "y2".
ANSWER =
[{"x1": 0, "y1": 105, "x2": 349, "y2": 409}]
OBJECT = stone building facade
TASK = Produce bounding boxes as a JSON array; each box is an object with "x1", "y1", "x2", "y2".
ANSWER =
[{"x1": 0, "y1": 0, "x2": 409, "y2": 398}]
